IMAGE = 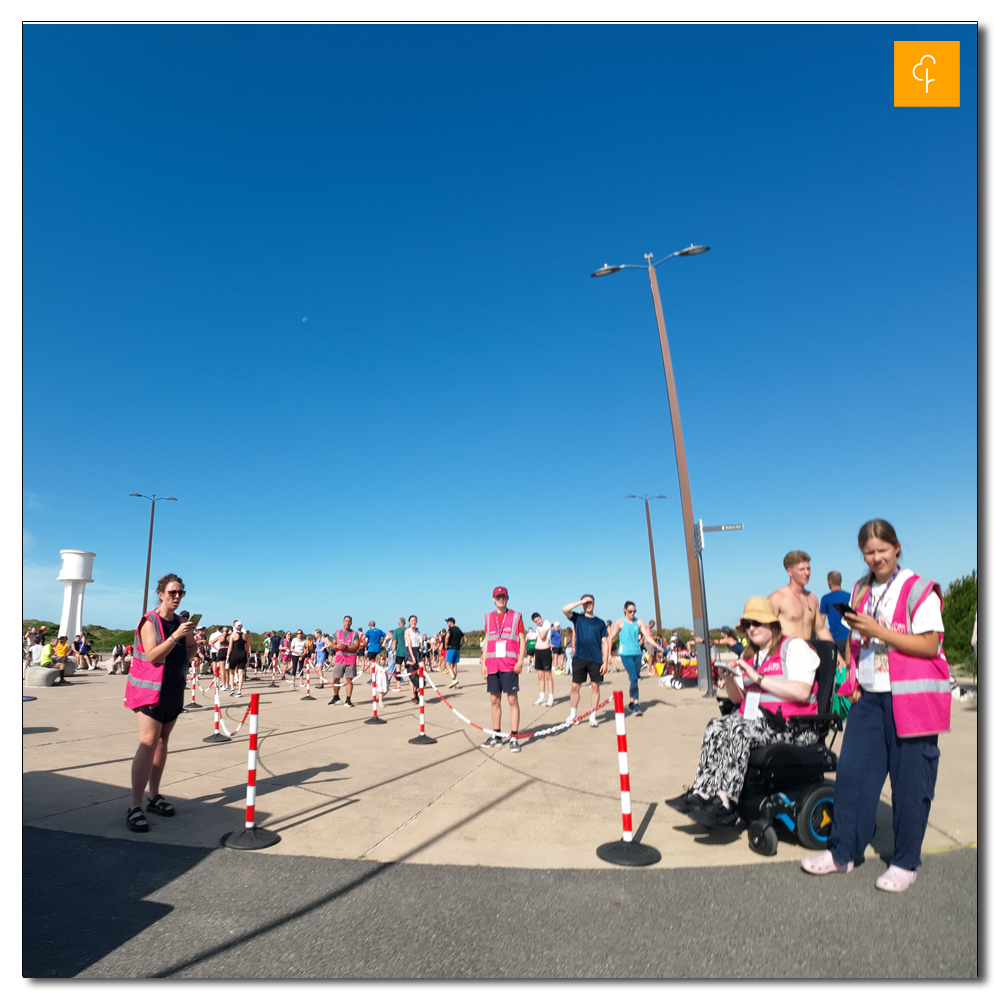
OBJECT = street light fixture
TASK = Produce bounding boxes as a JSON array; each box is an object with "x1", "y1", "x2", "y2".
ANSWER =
[
  {"x1": 593, "y1": 242, "x2": 711, "y2": 690},
  {"x1": 693, "y1": 521, "x2": 744, "y2": 695},
  {"x1": 130, "y1": 493, "x2": 178, "y2": 618},
  {"x1": 625, "y1": 494, "x2": 667, "y2": 638}
]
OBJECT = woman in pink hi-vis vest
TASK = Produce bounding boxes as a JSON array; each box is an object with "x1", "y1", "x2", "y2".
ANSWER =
[
  {"x1": 125, "y1": 573, "x2": 197, "y2": 834},
  {"x1": 801, "y1": 519, "x2": 950, "y2": 893}
]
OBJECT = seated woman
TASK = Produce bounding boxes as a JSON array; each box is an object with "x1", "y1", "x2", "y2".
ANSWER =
[{"x1": 667, "y1": 596, "x2": 821, "y2": 826}]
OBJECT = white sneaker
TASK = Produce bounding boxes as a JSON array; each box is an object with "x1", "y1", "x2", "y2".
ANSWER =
[
  {"x1": 565, "y1": 709, "x2": 577, "y2": 724},
  {"x1": 589, "y1": 714, "x2": 599, "y2": 727},
  {"x1": 533, "y1": 695, "x2": 546, "y2": 706},
  {"x1": 546, "y1": 694, "x2": 554, "y2": 707}
]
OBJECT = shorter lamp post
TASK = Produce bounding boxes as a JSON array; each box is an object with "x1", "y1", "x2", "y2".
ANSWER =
[
  {"x1": 692, "y1": 521, "x2": 743, "y2": 697},
  {"x1": 130, "y1": 493, "x2": 177, "y2": 617},
  {"x1": 625, "y1": 494, "x2": 667, "y2": 637}
]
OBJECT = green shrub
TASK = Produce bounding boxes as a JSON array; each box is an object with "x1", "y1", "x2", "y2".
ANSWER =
[{"x1": 941, "y1": 570, "x2": 977, "y2": 672}]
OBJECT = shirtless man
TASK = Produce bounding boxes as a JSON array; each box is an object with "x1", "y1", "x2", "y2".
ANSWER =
[{"x1": 768, "y1": 550, "x2": 845, "y2": 666}]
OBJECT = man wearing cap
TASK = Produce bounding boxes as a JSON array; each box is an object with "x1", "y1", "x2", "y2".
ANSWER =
[
  {"x1": 480, "y1": 587, "x2": 526, "y2": 753},
  {"x1": 443, "y1": 617, "x2": 464, "y2": 689},
  {"x1": 561, "y1": 595, "x2": 610, "y2": 727}
]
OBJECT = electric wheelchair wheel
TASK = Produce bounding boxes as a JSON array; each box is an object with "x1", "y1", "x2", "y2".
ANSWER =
[
  {"x1": 796, "y1": 784, "x2": 836, "y2": 850},
  {"x1": 748, "y1": 820, "x2": 778, "y2": 856}
]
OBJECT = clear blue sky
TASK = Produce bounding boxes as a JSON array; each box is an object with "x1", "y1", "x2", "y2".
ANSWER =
[{"x1": 23, "y1": 23, "x2": 978, "y2": 635}]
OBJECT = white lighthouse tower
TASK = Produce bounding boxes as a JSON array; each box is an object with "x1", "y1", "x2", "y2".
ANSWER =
[{"x1": 57, "y1": 549, "x2": 96, "y2": 640}]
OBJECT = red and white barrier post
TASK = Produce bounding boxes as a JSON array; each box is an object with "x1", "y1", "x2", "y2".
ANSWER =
[
  {"x1": 203, "y1": 675, "x2": 231, "y2": 743},
  {"x1": 301, "y1": 663, "x2": 315, "y2": 701},
  {"x1": 365, "y1": 662, "x2": 386, "y2": 725},
  {"x1": 221, "y1": 693, "x2": 280, "y2": 850},
  {"x1": 269, "y1": 660, "x2": 277, "y2": 687},
  {"x1": 408, "y1": 664, "x2": 437, "y2": 744},
  {"x1": 596, "y1": 690, "x2": 660, "y2": 866},
  {"x1": 187, "y1": 668, "x2": 201, "y2": 710}
]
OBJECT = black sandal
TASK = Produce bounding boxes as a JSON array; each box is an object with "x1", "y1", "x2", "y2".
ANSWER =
[
  {"x1": 146, "y1": 794, "x2": 175, "y2": 817},
  {"x1": 126, "y1": 806, "x2": 150, "y2": 832}
]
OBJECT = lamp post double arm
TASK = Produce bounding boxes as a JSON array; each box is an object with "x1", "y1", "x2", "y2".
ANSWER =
[
  {"x1": 594, "y1": 244, "x2": 712, "y2": 691},
  {"x1": 129, "y1": 493, "x2": 177, "y2": 617}
]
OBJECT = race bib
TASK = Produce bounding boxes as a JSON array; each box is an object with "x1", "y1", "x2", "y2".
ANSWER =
[
  {"x1": 494, "y1": 640, "x2": 507, "y2": 659},
  {"x1": 743, "y1": 690, "x2": 761, "y2": 721},
  {"x1": 858, "y1": 648, "x2": 875, "y2": 686}
]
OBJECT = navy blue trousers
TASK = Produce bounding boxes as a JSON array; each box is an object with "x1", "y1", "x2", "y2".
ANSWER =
[{"x1": 827, "y1": 689, "x2": 940, "y2": 871}]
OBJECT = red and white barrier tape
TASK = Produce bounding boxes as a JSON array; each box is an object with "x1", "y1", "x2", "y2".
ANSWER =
[
  {"x1": 421, "y1": 668, "x2": 613, "y2": 740},
  {"x1": 219, "y1": 701, "x2": 253, "y2": 737}
]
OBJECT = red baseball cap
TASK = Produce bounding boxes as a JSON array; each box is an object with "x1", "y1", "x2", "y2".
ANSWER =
[{"x1": 492, "y1": 586, "x2": 509, "y2": 598}]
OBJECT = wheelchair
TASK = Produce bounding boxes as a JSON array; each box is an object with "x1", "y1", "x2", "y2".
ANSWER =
[{"x1": 710, "y1": 639, "x2": 844, "y2": 856}]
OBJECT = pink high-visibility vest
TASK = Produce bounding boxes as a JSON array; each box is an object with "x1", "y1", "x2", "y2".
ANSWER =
[
  {"x1": 484, "y1": 610, "x2": 523, "y2": 674},
  {"x1": 334, "y1": 629, "x2": 359, "y2": 665},
  {"x1": 739, "y1": 636, "x2": 818, "y2": 720},
  {"x1": 843, "y1": 573, "x2": 950, "y2": 737},
  {"x1": 124, "y1": 610, "x2": 167, "y2": 710}
]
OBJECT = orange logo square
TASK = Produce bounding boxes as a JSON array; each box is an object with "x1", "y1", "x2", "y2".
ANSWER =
[{"x1": 894, "y1": 41, "x2": 960, "y2": 107}]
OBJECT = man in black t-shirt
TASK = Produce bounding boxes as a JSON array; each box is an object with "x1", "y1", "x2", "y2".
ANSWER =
[
  {"x1": 444, "y1": 617, "x2": 464, "y2": 688},
  {"x1": 560, "y1": 594, "x2": 610, "y2": 728}
]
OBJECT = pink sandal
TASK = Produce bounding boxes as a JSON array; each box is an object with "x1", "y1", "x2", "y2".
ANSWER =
[
  {"x1": 875, "y1": 865, "x2": 917, "y2": 893},
  {"x1": 800, "y1": 850, "x2": 854, "y2": 875}
]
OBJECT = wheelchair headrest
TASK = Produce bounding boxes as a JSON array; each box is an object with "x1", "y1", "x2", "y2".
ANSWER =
[{"x1": 806, "y1": 639, "x2": 839, "y2": 715}]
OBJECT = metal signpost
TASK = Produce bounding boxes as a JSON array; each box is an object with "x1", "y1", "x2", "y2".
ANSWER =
[{"x1": 694, "y1": 521, "x2": 744, "y2": 697}]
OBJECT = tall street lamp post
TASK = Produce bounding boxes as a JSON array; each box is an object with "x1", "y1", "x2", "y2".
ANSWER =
[
  {"x1": 593, "y1": 244, "x2": 712, "y2": 690},
  {"x1": 625, "y1": 494, "x2": 667, "y2": 637},
  {"x1": 693, "y1": 520, "x2": 744, "y2": 697},
  {"x1": 129, "y1": 493, "x2": 178, "y2": 617}
]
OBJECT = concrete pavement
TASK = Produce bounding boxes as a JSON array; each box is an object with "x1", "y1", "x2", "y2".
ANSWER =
[{"x1": 23, "y1": 659, "x2": 977, "y2": 868}]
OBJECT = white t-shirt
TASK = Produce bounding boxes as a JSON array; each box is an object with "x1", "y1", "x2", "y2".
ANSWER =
[
  {"x1": 534, "y1": 620, "x2": 551, "y2": 649},
  {"x1": 405, "y1": 627, "x2": 422, "y2": 653},
  {"x1": 209, "y1": 631, "x2": 224, "y2": 652},
  {"x1": 290, "y1": 638, "x2": 307, "y2": 656},
  {"x1": 852, "y1": 568, "x2": 944, "y2": 693},
  {"x1": 733, "y1": 636, "x2": 819, "y2": 691}
]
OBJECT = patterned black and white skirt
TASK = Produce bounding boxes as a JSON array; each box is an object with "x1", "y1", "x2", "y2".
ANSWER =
[{"x1": 691, "y1": 711, "x2": 818, "y2": 801}]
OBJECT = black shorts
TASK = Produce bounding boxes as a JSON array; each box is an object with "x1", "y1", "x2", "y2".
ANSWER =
[
  {"x1": 230, "y1": 657, "x2": 247, "y2": 673},
  {"x1": 213, "y1": 651, "x2": 226, "y2": 663},
  {"x1": 534, "y1": 648, "x2": 553, "y2": 671},
  {"x1": 395, "y1": 656, "x2": 405, "y2": 666},
  {"x1": 134, "y1": 692, "x2": 185, "y2": 725},
  {"x1": 572, "y1": 659, "x2": 603, "y2": 685},
  {"x1": 487, "y1": 671, "x2": 519, "y2": 694}
]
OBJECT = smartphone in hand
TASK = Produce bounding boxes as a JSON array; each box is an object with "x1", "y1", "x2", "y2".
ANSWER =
[
  {"x1": 188, "y1": 614, "x2": 203, "y2": 627},
  {"x1": 833, "y1": 603, "x2": 853, "y2": 617}
]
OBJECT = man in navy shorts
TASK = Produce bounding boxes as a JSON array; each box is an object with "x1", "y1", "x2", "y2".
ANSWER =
[
  {"x1": 561, "y1": 594, "x2": 610, "y2": 727},
  {"x1": 480, "y1": 587, "x2": 526, "y2": 753}
]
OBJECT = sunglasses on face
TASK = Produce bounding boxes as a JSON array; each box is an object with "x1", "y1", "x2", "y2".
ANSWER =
[
  {"x1": 740, "y1": 620, "x2": 767, "y2": 629},
  {"x1": 165, "y1": 590, "x2": 185, "y2": 598}
]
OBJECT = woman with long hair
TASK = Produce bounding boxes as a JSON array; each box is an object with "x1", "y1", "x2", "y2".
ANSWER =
[
  {"x1": 801, "y1": 519, "x2": 949, "y2": 893},
  {"x1": 125, "y1": 574, "x2": 196, "y2": 832},
  {"x1": 668, "y1": 596, "x2": 821, "y2": 828},
  {"x1": 226, "y1": 620, "x2": 249, "y2": 697}
]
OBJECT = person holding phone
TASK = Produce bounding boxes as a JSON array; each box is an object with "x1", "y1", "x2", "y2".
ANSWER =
[
  {"x1": 126, "y1": 573, "x2": 196, "y2": 833},
  {"x1": 801, "y1": 519, "x2": 949, "y2": 893},
  {"x1": 666, "y1": 596, "x2": 820, "y2": 827}
]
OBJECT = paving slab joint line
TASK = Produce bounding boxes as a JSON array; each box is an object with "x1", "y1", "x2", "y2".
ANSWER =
[{"x1": 357, "y1": 745, "x2": 512, "y2": 859}]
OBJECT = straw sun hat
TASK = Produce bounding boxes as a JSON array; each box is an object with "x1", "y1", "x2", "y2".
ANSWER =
[{"x1": 739, "y1": 596, "x2": 780, "y2": 625}]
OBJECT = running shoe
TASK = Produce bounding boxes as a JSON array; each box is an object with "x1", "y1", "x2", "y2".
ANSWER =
[
  {"x1": 533, "y1": 695, "x2": 546, "y2": 706},
  {"x1": 509, "y1": 738, "x2": 521, "y2": 753},
  {"x1": 232, "y1": 691, "x2": 242, "y2": 697},
  {"x1": 589, "y1": 714, "x2": 599, "y2": 728},
  {"x1": 546, "y1": 694, "x2": 554, "y2": 707},
  {"x1": 329, "y1": 695, "x2": 342, "y2": 706},
  {"x1": 632, "y1": 706, "x2": 643, "y2": 716},
  {"x1": 565, "y1": 709, "x2": 577, "y2": 724},
  {"x1": 344, "y1": 699, "x2": 354, "y2": 708},
  {"x1": 480, "y1": 734, "x2": 503, "y2": 747}
]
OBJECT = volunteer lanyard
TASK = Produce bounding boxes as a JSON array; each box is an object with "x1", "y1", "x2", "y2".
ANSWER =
[
  {"x1": 866, "y1": 567, "x2": 900, "y2": 622},
  {"x1": 492, "y1": 611, "x2": 511, "y2": 637}
]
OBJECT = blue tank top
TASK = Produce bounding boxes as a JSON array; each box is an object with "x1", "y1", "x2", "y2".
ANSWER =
[{"x1": 619, "y1": 619, "x2": 641, "y2": 656}]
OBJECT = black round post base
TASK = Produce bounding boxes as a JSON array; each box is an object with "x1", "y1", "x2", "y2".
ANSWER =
[
  {"x1": 364, "y1": 716, "x2": 387, "y2": 725},
  {"x1": 596, "y1": 839, "x2": 661, "y2": 867},
  {"x1": 301, "y1": 694, "x2": 315, "y2": 701},
  {"x1": 221, "y1": 827, "x2": 281, "y2": 851},
  {"x1": 203, "y1": 732, "x2": 231, "y2": 743},
  {"x1": 183, "y1": 703, "x2": 202, "y2": 711},
  {"x1": 408, "y1": 734, "x2": 438, "y2": 744}
]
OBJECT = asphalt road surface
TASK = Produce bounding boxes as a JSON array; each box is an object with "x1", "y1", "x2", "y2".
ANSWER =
[{"x1": 23, "y1": 828, "x2": 977, "y2": 979}]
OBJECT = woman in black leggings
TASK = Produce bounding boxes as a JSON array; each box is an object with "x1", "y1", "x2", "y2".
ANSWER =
[{"x1": 226, "y1": 621, "x2": 249, "y2": 698}]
